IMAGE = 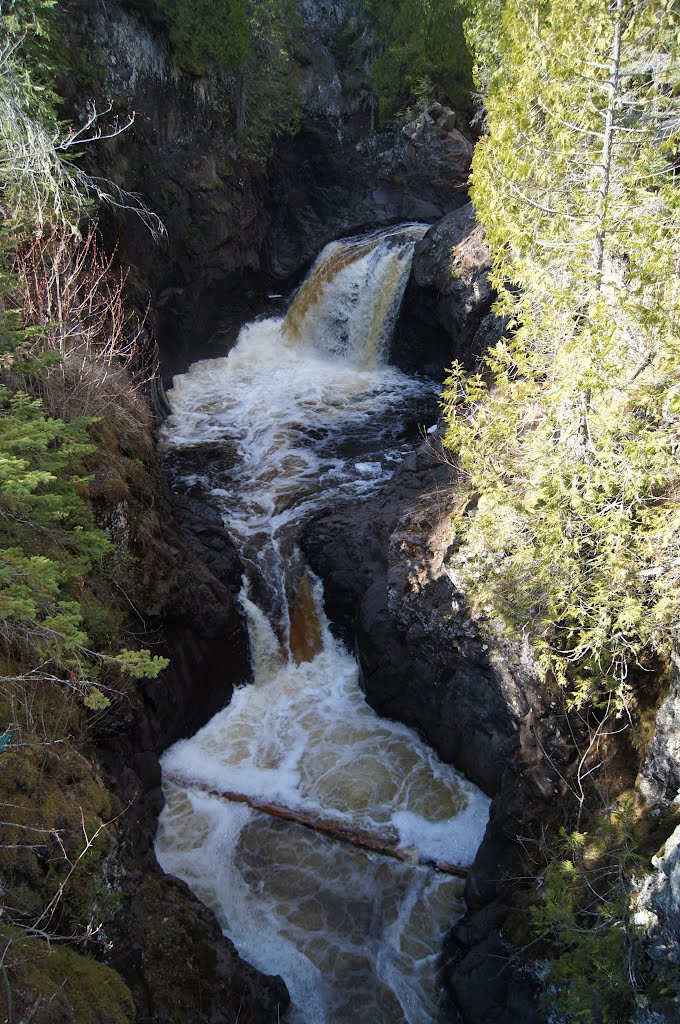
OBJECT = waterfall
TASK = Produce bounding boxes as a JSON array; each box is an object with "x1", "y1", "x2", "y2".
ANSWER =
[
  {"x1": 161, "y1": 224, "x2": 434, "y2": 647},
  {"x1": 156, "y1": 225, "x2": 491, "y2": 1024},
  {"x1": 284, "y1": 224, "x2": 426, "y2": 368}
]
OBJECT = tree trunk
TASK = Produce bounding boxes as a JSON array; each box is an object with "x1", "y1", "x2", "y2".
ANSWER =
[
  {"x1": 592, "y1": 0, "x2": 624, "y2": 286},
  {"x1": 164, "y1": 773, "x2": 470, "y2": 878}
]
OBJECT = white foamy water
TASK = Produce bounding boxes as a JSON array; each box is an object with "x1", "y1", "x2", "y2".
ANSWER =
[
  {"x1": 162, "y1": 317, "x2": 433, "y2": 542},
  {"x1": 156, "y1": 225, "x2": 491, "y2": 1024}
]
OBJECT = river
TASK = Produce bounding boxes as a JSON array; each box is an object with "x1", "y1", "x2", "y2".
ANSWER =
[{"x1": 155, "y1": 224, "x2": 490, "y2": 1024}]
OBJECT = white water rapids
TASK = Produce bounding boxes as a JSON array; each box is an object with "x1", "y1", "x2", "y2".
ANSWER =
[{"x1": 155, "y1": 224, "x2": 491, "y2": 1024}]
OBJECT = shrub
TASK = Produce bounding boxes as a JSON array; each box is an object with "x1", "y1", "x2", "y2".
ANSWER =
[{"x1": 530, "y1": 810, "x2": 646, "y2": 1023}]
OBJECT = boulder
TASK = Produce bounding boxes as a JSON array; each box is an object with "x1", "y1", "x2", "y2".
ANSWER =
[
  {"x1": 396, "y1": 203, "x2": 505, "y2": 375},
  {"x1": 402, "y1": 102, "x2": 475, "y2": 181},
  {"x1": 638, "y1": 653, "x2": 680, "y2": 815}
]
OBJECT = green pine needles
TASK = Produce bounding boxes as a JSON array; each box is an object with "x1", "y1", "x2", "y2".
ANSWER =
[
  {"x1": 160, "y1": 0, "x2": 250, "y2": 74},
  {"x1": 444, "y1": 0, "x2": 680, "y2": 709},
  {"x1": 362, "y1": 0, "x2": 473, "y2": 122},
  {"x1": 0, "y1": 1, "x2": 168, "y2": 702},
  {"x1": 531, "y1": 810, "x2": 645, "y2": 1023},
  {"x1": 0, "y1": 379, "x2": 168, "y2": 698}
]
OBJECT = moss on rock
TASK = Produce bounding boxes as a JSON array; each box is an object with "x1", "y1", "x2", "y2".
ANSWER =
[
  {"x1": 0, "y1": 682, "x2": 118, "y2": 938},
  {"x1": 4, "y1": 932, "x2": 135, "y2": 1024}
]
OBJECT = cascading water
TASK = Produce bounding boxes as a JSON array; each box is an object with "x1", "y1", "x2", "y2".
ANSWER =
[{"x1": 155, "y1": 225, "x2": 491, "y2": 1024}]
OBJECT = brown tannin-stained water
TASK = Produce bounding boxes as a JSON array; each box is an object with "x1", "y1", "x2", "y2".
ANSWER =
[{"x1": 155, "y1": 225, "x2": 491, "y2": 1024}]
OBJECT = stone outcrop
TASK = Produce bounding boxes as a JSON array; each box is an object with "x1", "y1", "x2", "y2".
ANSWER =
[
  {"x1": 633, "y1": 824, "x2": 680, "y2": 1017},
  {"x1": 634, "y1": 654, "x2": 680, "y2": 1016},
  {"x1": 61, "y1": 0, "x2": 271, "y2": 375},
  {"x1": 402, "y1": 102, "x2": 474, "y2": 182},
  {"x1": 264, "y1": 103, "x2": 472, "y2": 287},
  {"x1": 396, "y1": 202, "x2": 506, "y2": 375},
  {"x1": 60, "y1": 2, "x2": 474, "y2": 377},
  {"x1": 108, "y1": 869, "x2": 288, "y2": 1024},
  {"x1": 638, "y1": 654, "x2": 680, "y2": 816}
]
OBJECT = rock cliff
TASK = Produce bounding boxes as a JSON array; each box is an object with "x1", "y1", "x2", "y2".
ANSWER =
[
  {"x1": 50, "y1": 5, "x2": 680, "y2": 1021},
  {"x1": 91, "y1": 418, "x2": 290, "y2": 1022},
  {"x1": 396, "y1": 201, "x2": 504, "y2": 375},
  {"x1": 60, "y1": 1, "x2": 474, "y2": 377}
]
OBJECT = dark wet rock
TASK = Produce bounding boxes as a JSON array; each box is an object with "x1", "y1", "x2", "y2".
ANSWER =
[
  {"x1": 396, "y1": 203, "x2": 504, "y2": 375},
  {"x1": 410, "y1": 203, "x2": 484, "y2": 292},
  {"x1": 165, "y1": 486, "x2": 245, "y2": 594},
  {"x1": 263, "y1": 106, "x2": 472, "y2": 287},
  {"x1": 302, "y1": 435, "x2": 580, "y2": 1022},
  {"x1": 59, "y1": 0, "x2": 271, "y2": 376},
  {"x1": 93, "y1": 459, "x2": 289, "y2": 1022},
  {"x1": 471, "y1": 309, "x2": 507, "y2": 353},
  {"x1": 110, "y1": 871, "x2": 288, "y2": 1024},
  {"x1": 444, "y1": 903, "x2": 540, "y2": 1024}
]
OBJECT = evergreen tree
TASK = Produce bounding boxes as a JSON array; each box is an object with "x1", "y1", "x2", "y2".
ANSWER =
[
  {"x1": 160, "y1": 0, "x2": 250, "y2": 74},
  {"x1": 233, "y1": 0, "x2": 301, "y2": 161},
  {"x1": 346, "y1": 0, "x2": 473, "y2": 122},
  {"x1": 0, "y1": 0, "x2": 168, "y2": 698},
  {"x1": 462, "y1": 0, "x2": 503, "y2": 92},
  {"x1": 0, "y1": 374, "x2": 168, "y2": 695},
  {"x1": 443, "y1": 0, "x2": 680, "y2": 707}
]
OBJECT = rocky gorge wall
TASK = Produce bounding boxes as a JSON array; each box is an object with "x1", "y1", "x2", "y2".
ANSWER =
[
  {"x1": 47, "y1": 4, "x2": 680, "y2": 1021},
  {"x1": 60, "y1": 0, "x2": 475, "y2": 376},
  {"x1": 87, "y1": 417, "x2": 290, "y2": 1021}
]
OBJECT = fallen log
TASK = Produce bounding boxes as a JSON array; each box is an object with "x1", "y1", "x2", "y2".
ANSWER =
[{"x1": 164, "y1": 771, "x2": 469, "y2": 878}]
